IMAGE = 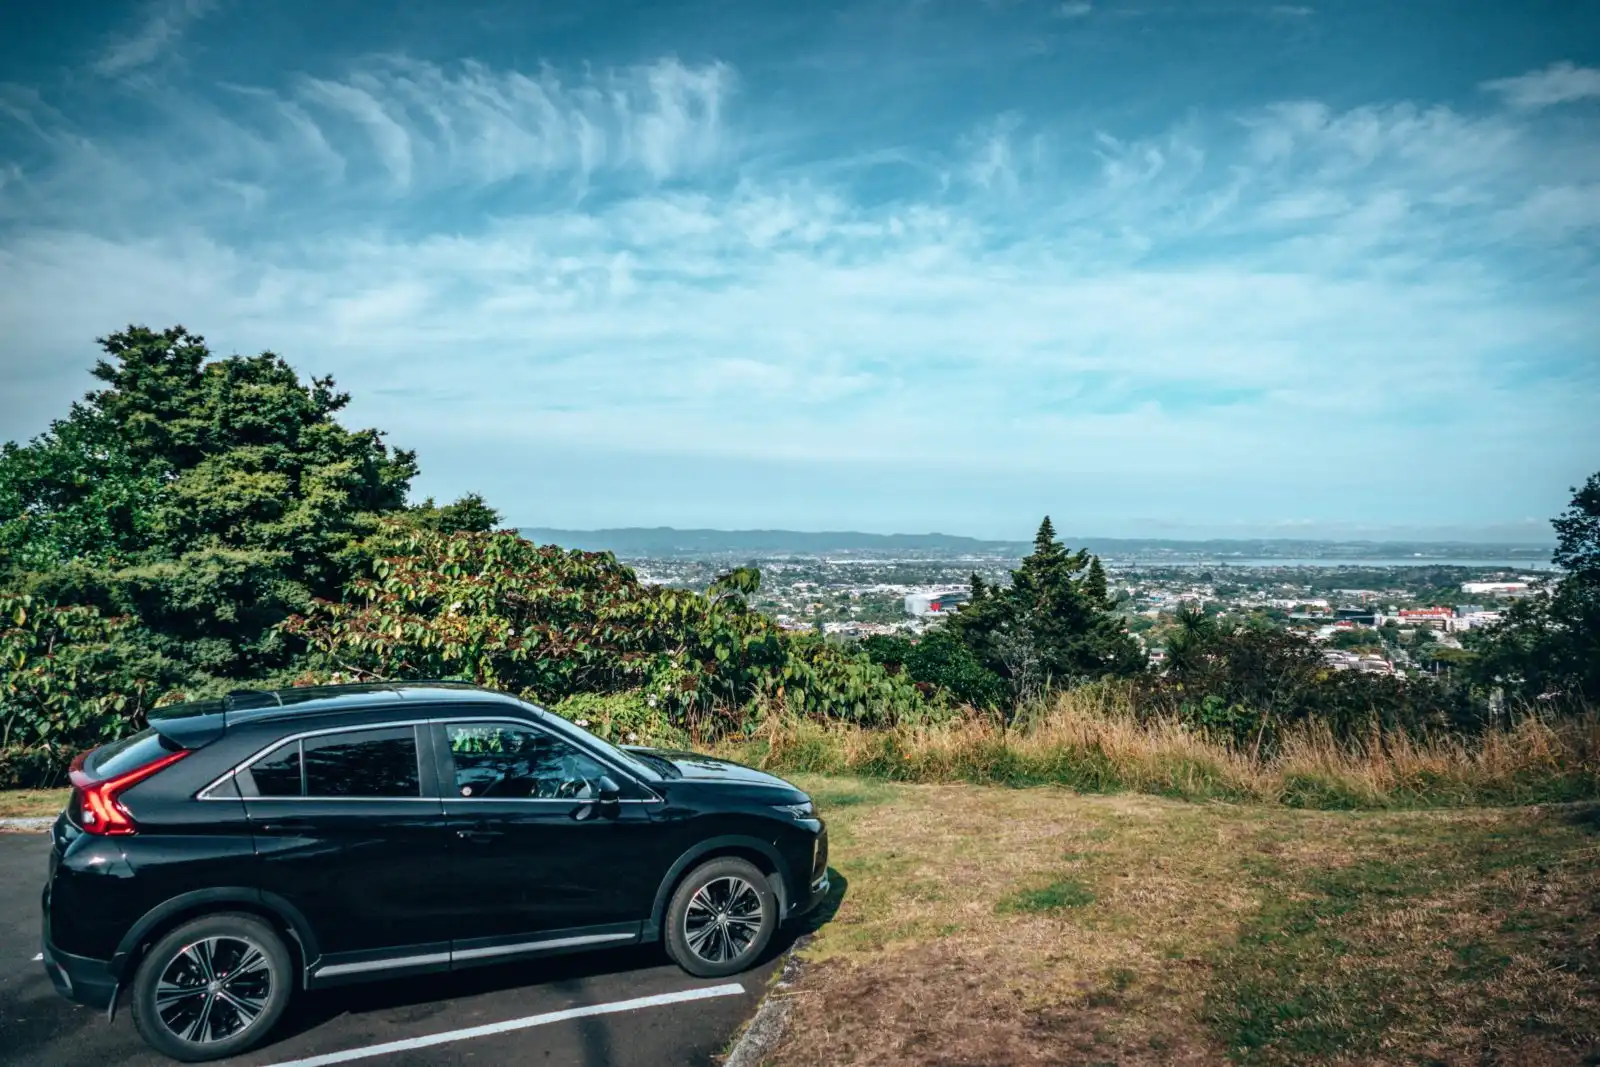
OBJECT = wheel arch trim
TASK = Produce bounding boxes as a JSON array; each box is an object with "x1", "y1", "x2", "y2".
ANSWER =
[
  {"x1": 109, "y1": 888, "x2": 321, "y2": 984},
  {"x1": 644, "y1": 835, "x2": 793, "y2": 943}
]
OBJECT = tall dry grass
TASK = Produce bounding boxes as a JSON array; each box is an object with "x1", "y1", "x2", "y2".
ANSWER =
[{"x1": 716, "y1": 689, "x2": 1600, "y2": 808}]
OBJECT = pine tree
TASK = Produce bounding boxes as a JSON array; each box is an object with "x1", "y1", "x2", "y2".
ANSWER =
[{"x1": 949, "y1": 516, "x2": 1140, "y2": 709}]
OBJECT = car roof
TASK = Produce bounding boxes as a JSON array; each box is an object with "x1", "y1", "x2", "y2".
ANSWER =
[{"x1": 150, "y1": 682, "x2": 537, "y2": 741}]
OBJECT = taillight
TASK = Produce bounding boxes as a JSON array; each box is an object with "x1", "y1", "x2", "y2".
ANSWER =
[{"x1": 68, "y1": 748, "x2": 190, "y2": 836}]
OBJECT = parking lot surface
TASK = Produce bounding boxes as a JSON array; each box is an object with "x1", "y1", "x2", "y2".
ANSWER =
[{"x1": 0, "y1": 832, "x2": 780, "y2": 1067}]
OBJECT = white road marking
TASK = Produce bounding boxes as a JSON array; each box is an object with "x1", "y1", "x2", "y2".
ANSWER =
[
  {"x1": 259, "y1": 983, "x2": 746, "y2": 1067},
  {"x1": 32, "y1": 953, "x2": 43, "y2": 961}
]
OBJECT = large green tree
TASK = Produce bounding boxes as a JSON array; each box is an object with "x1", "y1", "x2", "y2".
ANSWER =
[
  {"x1": 1470, "y1": 471, "x2": 1600, "y2": 704},
  {"x1": 0, "y1": 325, "x2": 420, "y2": 681},
  {"x1": 950, "y1": 517, "x2": 1142, "y2": 706}
]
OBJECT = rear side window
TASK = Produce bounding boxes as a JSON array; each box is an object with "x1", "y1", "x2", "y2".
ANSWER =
[
  {"x1": 250, "y1": 743, "x2": 303, "y2": 797},
  {"x1": 243, "y1": 727, "x2": 420, "y2": 798},
  {"x1": 305, "y1": 728, "x2": 419, "y2": 797}
]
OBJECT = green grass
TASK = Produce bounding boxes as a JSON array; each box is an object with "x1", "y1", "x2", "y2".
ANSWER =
[
  {"x1": 0, "y1": 788, "x2": 68, "y2": 818},
  {"x1": 996, "y1": 877, "x2": 1097, "y2": 914},
  {"x1": 765, "y1": 775, "x2": 1600, "y2": 1067},
  {"x1": 1203, "y1": 815, "x2": 1599, "y2": 1065}
]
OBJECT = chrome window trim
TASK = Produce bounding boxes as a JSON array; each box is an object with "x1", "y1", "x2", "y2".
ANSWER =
[
  {"x1": 196, "y1": 712, "x2": 664, "y2": 803},
  {"x1": 431, "y1": 714, "x2": 664, "y2": 803},
  {"x1": 195, "y1": 769, "x2": 239, "y2": 801},
  {"x1": 197, "y1": 719, "x2": 432, "y2": 801}
]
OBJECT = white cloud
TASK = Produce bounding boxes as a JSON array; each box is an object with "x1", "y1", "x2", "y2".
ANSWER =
[
  {"x1": 93, "y1": 0, "x2": 218, "y2": 78},
  {"x1": 1055, "y1": 2, "x2": 1093, "y2": 17},
  {"x1": 287, "y1": 57, "x2": 731, "y2": 193},
  {"x1": 0, "y1": 55, "x2": 1596, "y2": 529},
  {"x1": 1482, "y1": 62, "x2": 1600, "y2": 110}
]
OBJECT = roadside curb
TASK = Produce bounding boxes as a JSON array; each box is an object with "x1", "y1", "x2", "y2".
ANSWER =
[
  {"x1": 0, "y1": 818, "x2": 52, "y2": 833},
  {"x1": 722, "y1": 936, "x2": 810, "y2": 1067}
]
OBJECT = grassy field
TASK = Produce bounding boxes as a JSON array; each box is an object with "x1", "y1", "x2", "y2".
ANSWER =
[
  {"x1": 0, "y1": 788, "x2": 66, "y2": 818},
  {"x1": 721, "y1": 698, "x2": 1600, "y2": 809},
  {"x1": 772, "y1": 774, "x2": 1600, "y2": 1067}
]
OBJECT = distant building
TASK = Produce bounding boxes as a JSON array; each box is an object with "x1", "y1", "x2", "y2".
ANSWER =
[
  {"x1": 904, "y1": 590, "x2": 971, "y2": 618},
  {"x1": 1461, "y1": 581, "x2": 1531, "y2": 596},
  {"x1": 1335, "y1": 608, "x2": 1377, "y2": 626},
  {"x1": 1396, "y1": 607, "x2": 1454, "y2": 630}
]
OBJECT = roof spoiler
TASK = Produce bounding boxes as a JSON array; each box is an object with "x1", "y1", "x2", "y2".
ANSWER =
[{"x1": 147, "y1": 689, "x2": 281, "y2": 750}]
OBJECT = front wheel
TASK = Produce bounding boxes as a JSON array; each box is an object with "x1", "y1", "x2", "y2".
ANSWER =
[
  {"x1": 664, "y1": 857, "x2": 778, "y2": 978},
  {"x1": 129, "y1": 912, "x2": 292, "y2": 1062}
]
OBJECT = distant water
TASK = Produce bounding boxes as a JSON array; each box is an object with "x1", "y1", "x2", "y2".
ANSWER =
[{"x1": 1123, "y1": 558, "x2": 1556, "y2": 570}]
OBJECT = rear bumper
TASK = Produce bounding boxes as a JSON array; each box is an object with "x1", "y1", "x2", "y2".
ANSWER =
[
  {"x1": 41, "y1": 938, "x2": 117, "y2": 1010},
  {"x1": 41, "y1": 885, "x2": 117, "y2": 1010}
]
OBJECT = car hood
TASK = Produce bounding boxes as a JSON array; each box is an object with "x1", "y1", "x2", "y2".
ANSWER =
[{"x1": 623, "y1": 748, "x2": 800, "y2": 790}]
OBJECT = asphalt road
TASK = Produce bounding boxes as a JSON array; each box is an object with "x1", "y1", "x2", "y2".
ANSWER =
[{"x1": 0, "y1": 831, "x2": 786, "y2": 1067}]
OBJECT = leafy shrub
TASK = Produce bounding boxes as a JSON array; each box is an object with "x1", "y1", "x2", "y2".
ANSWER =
[
  {"x1": 548, "y1": 690, "x2": 690, "y2": 749},
  {"x1": 863, "y1": 626, "x2": 1007, "y2": 710},
  {"x1": 282, "y1": 524, "x2": 944, "y2": 738},
  {"x1": 0, "y1": 592, "x2": 183, "y2": 784},
  {"x1": 1145, "y1": 612, "x2": 1480, "y2": 753}
]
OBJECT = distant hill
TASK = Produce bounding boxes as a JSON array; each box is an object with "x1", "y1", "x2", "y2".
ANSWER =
[
  {"x1": 518, "y1": 527, "x2": 1555, "y2": 563},
  {"x1": 518, "y1": 527, "x2": 1026, "y2": 557}
]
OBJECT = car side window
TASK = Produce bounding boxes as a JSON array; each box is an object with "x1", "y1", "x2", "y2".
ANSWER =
[
  {"x1": 250, "y1": 742, "x2": 303, "y2": 797},
  {"x1": 305, "y1": 727, "x2": 421, "y2": 797},
  {"x1": 242, "y1": 726, "x2": 421, "y2": 798},
  {"x1": 446, "y1": 722, "x2": 610, "y2": 799}
]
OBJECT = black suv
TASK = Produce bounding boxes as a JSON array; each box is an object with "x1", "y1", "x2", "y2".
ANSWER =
[{"x1": 41, "y1": 683, "x2": 829, "y2": 1062}]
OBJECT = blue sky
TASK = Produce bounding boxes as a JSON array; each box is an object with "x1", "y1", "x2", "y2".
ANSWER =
[{"x1": 1, "y1": 0, "x2": 1597, "y2": 541}]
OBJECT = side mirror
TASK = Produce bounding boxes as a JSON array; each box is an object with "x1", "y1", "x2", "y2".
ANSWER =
[{"x1": 595, "y1": 775, "x2": 622, "y2": 804}]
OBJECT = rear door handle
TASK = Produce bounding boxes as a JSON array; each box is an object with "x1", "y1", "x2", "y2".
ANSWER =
[
  {"x1": 455, "y1": 828, "x2": 502, "y2": 844},
  {"x1": 259, "y1": 820, "x2": 315, "y2": 834}
]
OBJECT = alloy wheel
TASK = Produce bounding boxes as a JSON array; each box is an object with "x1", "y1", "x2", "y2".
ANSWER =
[
  {"x1": 683, "y1": 876, "x2": 765, "y2": 964},
  {"x1": 153, "y1": 935, "x2": 273, "y2": 1045}
]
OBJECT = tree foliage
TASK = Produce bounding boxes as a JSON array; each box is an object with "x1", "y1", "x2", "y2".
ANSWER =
[
  {"x1": 0, "y1": 325, "x2": 419, "y2": 681},
  {"x1": 1143, "y1": 618, "x2": 1477, "y2": 753},
  {"x1": 0, "y1": 593, "x2": 182, "y2": 766},
  {"x1": 407, "y1": 492, "x2": 502, "y2": 535},
  {"x1": 282, "y1": 524, "x2": 944, "y2": 734},
  {"x1": 948, "y1": 517, "x2": 1142, "y2": 706},
  {"x1": 1469, "y1": 471, "x2": 1600, "y2": 704},
  {"x1": 862, "y1": 626, "x2": 1008, "y2": 710}
]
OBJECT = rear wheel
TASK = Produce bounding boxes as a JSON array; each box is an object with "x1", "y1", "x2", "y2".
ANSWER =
[
  {"x1": 129, "y1": 913, "x2": 291, "y2": 1062},
  {"x1": 664, "y1": 857, "x2": 777, "y2": 978}
]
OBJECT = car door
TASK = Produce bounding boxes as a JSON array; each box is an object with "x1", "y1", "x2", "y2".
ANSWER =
[
  {"x1": 432, "y1": 717, "x2": 663, "y2": 960},
  {"x1": 241, "y1": 721, "x2": 452, "y2": 980}
]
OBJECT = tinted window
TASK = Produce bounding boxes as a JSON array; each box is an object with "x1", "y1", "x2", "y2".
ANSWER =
[
  {"x1": 446, "y1": 723, "x2": 610, "y2": 799},
  {"x1": 86, "y1": 729, "x2": 183, "y2": 780},
  {"x1": 250, "y1": 742, "x2": 303, "y2": 797},
  {"x1": 302, "y1": 728, "x2": 420, "y2": 797}
]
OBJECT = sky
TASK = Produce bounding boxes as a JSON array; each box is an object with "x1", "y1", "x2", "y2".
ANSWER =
[{"x1": 0, "y1": 0, "x2": 1597, "y2": 542}]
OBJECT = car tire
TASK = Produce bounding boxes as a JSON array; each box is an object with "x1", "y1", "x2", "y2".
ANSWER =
[
  {"x1": 664, "y1": 857, "x2": 778, "y2": 978},
  {"x1": 129, "y1": 912, "x2": 292, "y2": 1063}
]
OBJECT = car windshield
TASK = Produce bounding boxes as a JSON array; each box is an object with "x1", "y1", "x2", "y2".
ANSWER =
[{"x1": 619, "y1": 748, "x2": 683, "y2": 779}]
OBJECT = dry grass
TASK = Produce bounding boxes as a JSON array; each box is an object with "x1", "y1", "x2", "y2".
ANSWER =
[
  {"x1": 765, "y1": 776, "x2": 1600, "y2": 1067},
  {"x1": 0, "y1": 787, "x2": 67, "y2": 818},
  {"x1": 718, "y1": 693, "x2": 1600, "y2": 809}
]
